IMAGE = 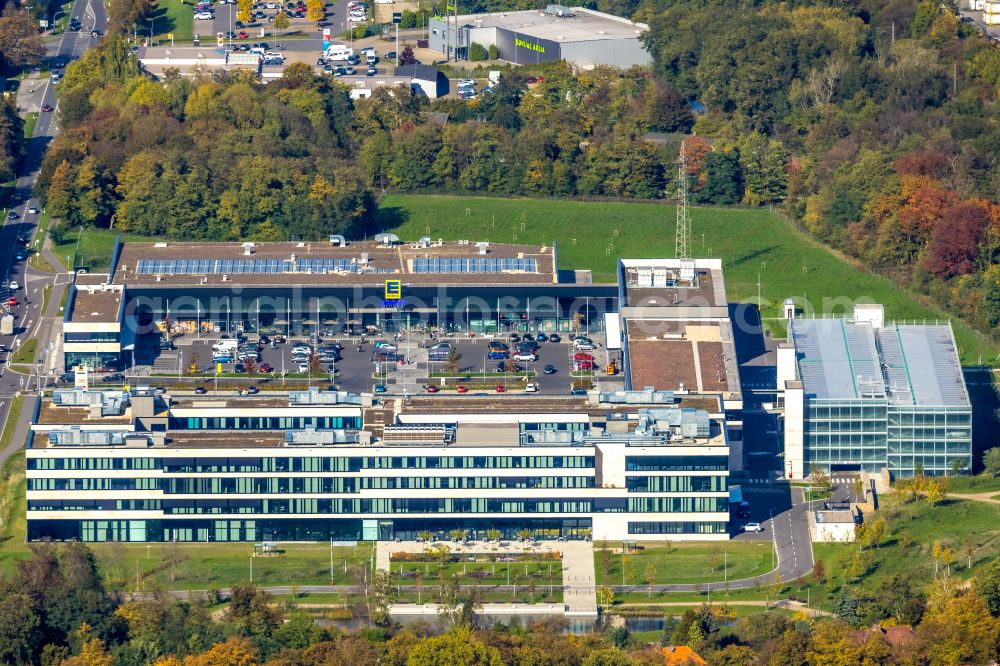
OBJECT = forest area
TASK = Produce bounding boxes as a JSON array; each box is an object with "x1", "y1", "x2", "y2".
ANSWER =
[{"x1": 25, "y1": 0, "x2": 1000, "y2": 344}]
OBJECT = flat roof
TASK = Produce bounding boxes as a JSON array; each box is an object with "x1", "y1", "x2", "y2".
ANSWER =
[
  {"x1": 452, "y1": 7, "x2": 648, "y2": 42},
  {"x1": 112, "y1": 240, "x2": 558, "y2": 287},
  {"x1": 789, "y1": 318, "x2": 970, "y2": 407},
  {"x1": 67, "y1": 287, "x2": 123, "y2": 323},
  {"x1": 36, "y1": 401, "x2": 133, "y2": 426}
]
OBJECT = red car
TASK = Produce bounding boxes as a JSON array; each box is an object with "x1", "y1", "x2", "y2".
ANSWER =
[
  {"x1": 495, "y1": 385, "x2": 506, "y2": 393},
  {"x1": 425, "y1": 385, "x2": 439, "y2": 393},
  {"x1": 259, "y1": 363, "x2": 273, "y2": 372},
  {"x1": 41, "y1": 104, "x2": 53, "y2": 112},
  {"x1": 456, "y1": 385, "x2": 468, "y2": 393},
  {"x1": 5, "y1": 298, "x2": 17, "y2": 307},
  {"x1": 574, "y1": 352, "x2": 594, "y2": 362},
  {"x1": 238, "y1": 30, "x2": 249, "y2": 38},
  {"x1": 574, "y1": 361, "x2": 594, "y2": 371}
]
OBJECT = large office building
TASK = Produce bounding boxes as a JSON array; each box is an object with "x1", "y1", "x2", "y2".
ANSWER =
[
  {"x1": 428, "y1": 5, "x2": 651, "y2": 69},
  {"x1": 36, "y1": 248, "x2": 747, "y2": 543},
  {"x1": 777, "y1": 304, "x2": 972, "y2": 479},
  {"x1": 26, "y1": 387, "x2": 732, "y2": 543}
]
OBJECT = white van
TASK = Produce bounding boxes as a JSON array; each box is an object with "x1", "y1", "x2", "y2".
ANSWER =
[
  {"x1": 249, "y1": 46, "x2": 266, "y2": 55},
  {"x1": 212, "y1": 339, "x2": 239, "y2": 353},
  {"x1": 324, "y1": 44, "x2": 353, "y2": 61}
]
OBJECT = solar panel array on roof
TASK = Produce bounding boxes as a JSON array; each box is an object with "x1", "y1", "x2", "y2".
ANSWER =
[
  {"x1": 411, "y1": 257, "x2": 538, "y2": 273},
  {"x1": 791, "y1": 318, "x2": 969, "y2": 407},
  {"x1": 135, "y1": 258, "x2": 390, "y2": 274}
]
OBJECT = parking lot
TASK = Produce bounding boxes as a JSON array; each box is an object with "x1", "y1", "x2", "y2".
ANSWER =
[{"x1": 128, "y1": 329, "x2": 621, "y2": 396}]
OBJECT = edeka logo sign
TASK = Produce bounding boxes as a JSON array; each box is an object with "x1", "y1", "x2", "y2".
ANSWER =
[
  {"x1": 515, "y1": 37, "x2": 545, "y2": 53},
  {"x1": 384, "y1": 279, "x2": 402, "y2": 300}
]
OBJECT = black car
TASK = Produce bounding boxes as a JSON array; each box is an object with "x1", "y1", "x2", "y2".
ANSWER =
[
  {"x1": 6, "y1": 211, "x2": 17, "y2": 220},
  {"x1": 523, "y1": 333, "x2": 534, "y2": 341},
  {"x1": 509, "y1": 333, "x2": 520, "y2": 342},
  {"x1": 102, "y1": 372, "x2": 125, "y2": 383},
  {"x1": 195, "y1": 386, "x2": 208, "y2": 394},
  {"x1": 235, "y1": 20, "x2": 246, "y2": 28},
  {"x1": 225, "y1": 30, "x2": 237, "y2": 38},
  {"x1": 570, "y1": 388, "x2": 587, "y2": 396},
  {"x1": 259, "y1": 335, "x2": 270, "y2": 345},
  {"x1": 158, "y1": 340, "x2": 175, "y2": 350},
  {"x1": 59, "y1": 372, "x2": 75, "y2": 383},
  {"x1": 386, "y1": 50, "x2": 397, "y2": 59},
  {"x1": 543, "y1": 364, "x2": 556, "y2": 374}
]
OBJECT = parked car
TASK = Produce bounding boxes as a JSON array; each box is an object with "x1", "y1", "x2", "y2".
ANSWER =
[
  {"x1": 548, "y1": 333, "x2": 561, "y2": 343},
  {"x1": 495, "y1": 385, "x2": 506, "y2": 393},
  {"x1": 374, "y1": 384, "x2": 387, "y2": 393},
  {"x1": 456, "y1": 385, "x2": 468, "y2": 393},
  {"x1": 743, "y1": 522, "x2": 764, "y2": 533},
  {"x1": 102, "y1": 373, "x2": 125, "y2": 383},
  {"x1": 524, "y1": 383, "x2": 539, "y2": 393},
  {"x1": 537, "y1": 333, "x2": 548, "y2": 342},
  {"x1": 297, "y1": 362, "x2": 309, "y2": 372},
  {"x1": 195, "y1": 386, "x2": 208, "y2": 394},
  {"x1": 514, "y1": 352, "x2": 537, "y2": 362},
  {"x1": 425, "y1": 384, "x2": 439, "y2": 393},
  {"x1": 344, "y1": 66, "x2": 356, "y2": 74}
]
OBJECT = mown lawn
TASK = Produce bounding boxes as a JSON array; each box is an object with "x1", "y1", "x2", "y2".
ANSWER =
[
  {"x1": 52, "y1": 227, "x2": 152, "y2": 271},
  {"x1": 593, "y1": 541, "x2": 774, "y2": 586},
  {"x1": 0, "y1": 447, "x2": 29, "y2": 578},
  {"x1": 374, "y1": 195, "x2": 998, "y2": 366},
  {"x1": 92, "y1": 541, "x2": 376, "y2": 591},
  {"x1": 151, "y1": 0, "x2": 194, "y2": 42}
]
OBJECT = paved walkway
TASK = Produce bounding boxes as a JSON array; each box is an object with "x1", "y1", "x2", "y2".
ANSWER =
[
  {"x1": 952, "y1": 492, "x2": 1000, "y2": 505},
  {"x1": 562, "y1": 541, "x2": 597, "y2": 616}
]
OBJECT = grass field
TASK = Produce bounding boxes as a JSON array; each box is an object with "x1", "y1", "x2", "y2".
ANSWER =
[
  {"x1": 10, "y1": 338, "x2": 37, "y2": 365},
  {"x1": 793, "y1": 494, "x2": 1000, "y2": 611},
  {"x1": 946, "y1": 474, "x2": 1000, "y2": 494},
  {"x1": 593, "y1": 541, "x2": 774, "y2": 586},
  {"x1": 0, "y1": 446, "x2": 29, "y2": 578},
  {"x1": 91, "y1": 541, "x2": 376, "y2": 591},
  {"x1": 23, "y1": 112, "x2": 38, "y2": 139},
  {"x1": 374, "y1": 195, "x2": 999, "y2": 366},
  {"x1": 52, "y1": 227, "x2": 150, "y2": 271},
  {"x1": 151, "y1": 0, "x2": 194, "y2": 42}
]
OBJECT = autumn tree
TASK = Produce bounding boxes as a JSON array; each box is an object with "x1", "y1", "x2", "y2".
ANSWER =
[
  {"x1": 273, "y1": 10, "x2": 289, "y2": 32},
  {"x1": 306, "y1": 0, "x2": 324, "y2": 23},
  {"x1": 0, "y1": 4, "x2": 44, "y2": 71}
]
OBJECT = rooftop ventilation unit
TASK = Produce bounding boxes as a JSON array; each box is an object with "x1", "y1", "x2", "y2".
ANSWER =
[
  {"x1": 329, "y1": 234, "x2": 346, "y2": 246},
  {"x1": 543, "y1": 3, "x2": 575, "y2": 16},
  {"x1": 375, "y1": 233, "x2": 400, "y2": 246},
  {"x1": 476, "y1": 241, "x2": 490, "y2": 255},
  {"x1": 679, "y1": 259, "x2": 696, "y2": 282}
]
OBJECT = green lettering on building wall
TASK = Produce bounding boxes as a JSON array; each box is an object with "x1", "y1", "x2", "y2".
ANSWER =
[{"x1": 515, "y1": 37, "x2": 545, "y2": 53}]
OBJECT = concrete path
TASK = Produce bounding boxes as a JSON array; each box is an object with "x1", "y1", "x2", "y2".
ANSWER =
[
  {"x1": 612, "y1": 599, "x2": 832, "y2": 618},
  {"x1": 952, "y1": 492, "x2": 1000, "y2": 505},
  {"x1": 562, "y1": 541, "x2": 597, "y2": 616}
]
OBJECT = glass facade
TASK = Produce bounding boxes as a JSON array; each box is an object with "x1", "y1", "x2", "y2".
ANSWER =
[{"x1": 804, "y1": 398, "x2": 972, "y2": 477}]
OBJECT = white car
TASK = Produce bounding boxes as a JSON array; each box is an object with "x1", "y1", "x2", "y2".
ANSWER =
[
  {"x1": 26, "y1": 206, "x2": 38, "y2": 214},
  {"x1": 359, "y1": 46, "x2": 375, "y2": 55},
  {"x1": 348, "y1": 14, "x2": 366, "y2": 21},
  {"x1": 8, "y1": 281, "x2": 18, "y2": 290},
  {"x1": 573, "y1": 341, "x2": 595, "y2": 351},
  {"x1": 514, "y1": 353, "x2": 537, "y2": 362},
  {"x1": 743, "y1": 522, "x2": 764, "y2": 533},
  {"x1": 524, "y1": 383, "x2": 539, "y2": 393},
  {"x1": 350, "y1": 10, "x2": 366, "y2": 17},
  {"x1": 195, "y1": 11, "x2": 214, "y2": 19},
  {"x1": 266, "y1": 1, "x2": 277, "y2": 8},
  {"x1": 297, "y1": 362, "x2": 309, "y2": 372}
]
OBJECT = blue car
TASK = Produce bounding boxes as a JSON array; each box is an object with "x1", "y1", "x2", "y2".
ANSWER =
[
  {"x1": 487, "y1": 350, "x2": 509, "y2": 360},
  {"x1": 374, "y1": 384, "x2": 387, "y2": 393},
  {"x1": 213, "y1": 356, "x2": 234, "y2": 364}
]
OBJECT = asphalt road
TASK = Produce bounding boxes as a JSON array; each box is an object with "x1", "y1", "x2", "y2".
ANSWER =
[{"x1": 0, "y1": 0, "x2": 108, "y2": 470}]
